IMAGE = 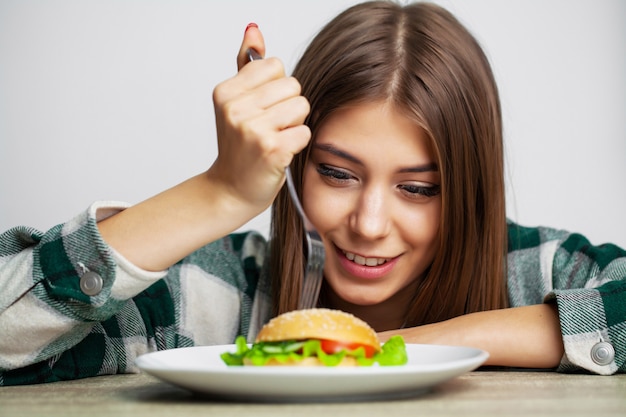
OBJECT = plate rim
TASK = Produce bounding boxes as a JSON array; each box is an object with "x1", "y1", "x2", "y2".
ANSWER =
[
  {"x1": 136, "y1": 343, "x2": 489, "y2": 374},
  {"x1": 135, "y1": 343, "x2": 488, "y2": 401}
]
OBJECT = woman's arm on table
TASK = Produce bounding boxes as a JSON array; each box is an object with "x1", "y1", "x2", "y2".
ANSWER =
[{"x1": 379, "y1": 304, "x2": 564, "y2": 369}]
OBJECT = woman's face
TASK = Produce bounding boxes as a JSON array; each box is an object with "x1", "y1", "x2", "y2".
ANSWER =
[{"x1": 302, "y1": 101, "x2": 441, "y2": 307}]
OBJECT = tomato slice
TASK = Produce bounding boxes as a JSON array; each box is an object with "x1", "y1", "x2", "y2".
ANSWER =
[{"x1": 320, "y1": 339, "x2": 377, "y2": 358}]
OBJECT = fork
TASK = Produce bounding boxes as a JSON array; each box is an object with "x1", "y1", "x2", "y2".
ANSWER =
[{"x1": 246, "y1": 49, "x2": 325, "y2": 309}]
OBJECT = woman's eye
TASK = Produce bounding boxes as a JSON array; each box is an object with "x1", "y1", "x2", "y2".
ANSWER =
[
  {"x1": 399, "y1": 184, "x2": 441, "y2": 199},
  {"x1": 316, "y1": 164, "x2": 354, "y2": 183}
]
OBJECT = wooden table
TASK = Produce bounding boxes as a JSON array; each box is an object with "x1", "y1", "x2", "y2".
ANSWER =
[{"x1": 1, "y1": 370, "x2": 624, "y2": 417}]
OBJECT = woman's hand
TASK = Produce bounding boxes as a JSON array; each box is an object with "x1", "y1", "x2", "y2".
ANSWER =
[
  {"x1": 208, "y1": 25, "x2": 311, "y2": 214},
  {"x1": 98, "y1": 25, "x2": 310, "y2": 272},
  {"x1": 378, "y1": 304, "x2": 564, "y2": 369}
]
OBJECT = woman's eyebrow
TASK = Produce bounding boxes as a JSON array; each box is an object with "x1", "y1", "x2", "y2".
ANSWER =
[
  {"x1": 313, "y1": 143, "x2": 361, "y2": 164},
  {"x1": 312, "y1": 143, "x2": 438, "y2": 172}
]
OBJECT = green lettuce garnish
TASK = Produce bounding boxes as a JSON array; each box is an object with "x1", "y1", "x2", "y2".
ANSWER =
[{"x1": 220, "y1": 335, "x2": 408, "y2": 367}]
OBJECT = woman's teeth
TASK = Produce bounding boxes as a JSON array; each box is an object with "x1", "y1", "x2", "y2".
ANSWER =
[{"x1": 343, "y1": 251, "x2": 388, "y2": 266}]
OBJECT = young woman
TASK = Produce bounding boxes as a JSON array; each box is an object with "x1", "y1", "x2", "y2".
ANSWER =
[{"x1": 0, "y1": 1, "x2": 624, "y2": 385}]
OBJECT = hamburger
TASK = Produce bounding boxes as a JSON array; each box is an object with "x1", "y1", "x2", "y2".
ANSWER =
[{"x1": 221, "y1": 308, "x2": 407, "y2": 367}]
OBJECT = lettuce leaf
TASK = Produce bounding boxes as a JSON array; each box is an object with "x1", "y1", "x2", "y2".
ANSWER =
[
  {"x1": 220, "y1": 335, "x2": 408, "y2": 367},
  {"x1": 375, "y1": 335, "x2": 408, "y2": 366}
]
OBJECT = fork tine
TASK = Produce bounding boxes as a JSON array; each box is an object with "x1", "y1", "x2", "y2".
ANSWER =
[
  {"x1": 298, "y1": 231, "x2": 325, "y2": 309},
  {"x1": 303, "y1": 250, "x2": 324, "y2": 307}
]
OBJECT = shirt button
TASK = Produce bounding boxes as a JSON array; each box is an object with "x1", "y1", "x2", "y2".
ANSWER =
[
  {"x1": 80, "y1": 271, "x2": 103, "y2": 296},
  {"x1": 590, "y1": 341, "x2": 615, "y2": 366}
]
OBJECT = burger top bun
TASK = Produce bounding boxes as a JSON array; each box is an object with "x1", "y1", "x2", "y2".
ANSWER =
[{"x1": 255, "y1": 308, "x2": 381, "y2": 352}]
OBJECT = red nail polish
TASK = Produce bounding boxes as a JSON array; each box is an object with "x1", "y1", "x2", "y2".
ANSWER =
[{"x1": 245, "y1": 23, "x2": 258, "y2": 33}]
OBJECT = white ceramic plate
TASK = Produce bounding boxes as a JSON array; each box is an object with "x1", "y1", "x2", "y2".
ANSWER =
[{"x1": 135, "y1": 343, "x2": 488, "y2": 402}]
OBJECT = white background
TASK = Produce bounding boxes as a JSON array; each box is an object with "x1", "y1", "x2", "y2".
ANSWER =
[{"x1": 1, "y1": 0, "x2": 624, "y2": 248}]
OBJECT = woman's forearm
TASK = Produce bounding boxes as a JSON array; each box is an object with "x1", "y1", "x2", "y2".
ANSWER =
[
  {"x1": 97, "y1": 170, "x2": 263, "y2": 272},
  {"x1": 380, "y1": 304, "x2": 564, "y2": 369}
]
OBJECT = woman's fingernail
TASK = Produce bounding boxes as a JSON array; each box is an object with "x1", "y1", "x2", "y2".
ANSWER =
[{"x1": 245, "y1": 23, "x2": 258, "y2": 33}]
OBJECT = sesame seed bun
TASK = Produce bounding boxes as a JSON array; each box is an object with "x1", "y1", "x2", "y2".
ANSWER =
[{"x1": 255, "y1": 308, "x2": 381, "y2": 352}]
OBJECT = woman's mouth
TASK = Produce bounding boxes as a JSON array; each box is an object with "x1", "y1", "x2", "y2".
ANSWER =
[
  {"x1": 342, "y1": 250, "x2": 389, "y2": 266},
  {"x1": 336, "y1": 247, "x2": 399, "y2": 279}
]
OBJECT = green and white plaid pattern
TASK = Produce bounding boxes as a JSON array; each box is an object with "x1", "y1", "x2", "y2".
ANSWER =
[
  {"x1": 508, "y1": 222, "x2": 626, "y2": 374},
  {"x1": 0, "y1": 203, "x2": 623, "y2": 385},
  {"x1": 0, "y1": 203, "x2": 272, "y2": 385}
]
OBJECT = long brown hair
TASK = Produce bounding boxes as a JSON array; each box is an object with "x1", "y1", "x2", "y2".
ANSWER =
[{"x1": 269, "y1": 1, "x2": 508, "y2": 325}]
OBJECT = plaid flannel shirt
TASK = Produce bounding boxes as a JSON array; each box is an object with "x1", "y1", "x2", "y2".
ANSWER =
[{"x1": 1, "y1": 202, "x2": 624, "y2": 385}]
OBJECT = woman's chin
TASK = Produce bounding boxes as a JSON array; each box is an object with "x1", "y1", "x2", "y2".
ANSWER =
[{"x1": 326, "y1": 284, "x2": 393, "y2": 307}]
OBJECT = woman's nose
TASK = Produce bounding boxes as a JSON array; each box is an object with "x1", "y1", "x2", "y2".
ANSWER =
[{"x1": 348, "y1": 187, "x2": 391, "y2": 240}]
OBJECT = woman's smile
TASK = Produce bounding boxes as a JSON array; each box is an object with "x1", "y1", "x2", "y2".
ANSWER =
[{"x1": 335, "y1": 244, "x2": 400, "y2": 279}]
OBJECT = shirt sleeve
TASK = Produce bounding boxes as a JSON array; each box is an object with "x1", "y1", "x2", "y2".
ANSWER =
[
  {"x1": 544, "y1": 231, "x2": 626, "y2": 375},
  {"x1": 0, "y1": 201, "x2": 167, "y2": 383},
  {"x1": 507, "y1": 222, "x2": 626, "y2": 375}
]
